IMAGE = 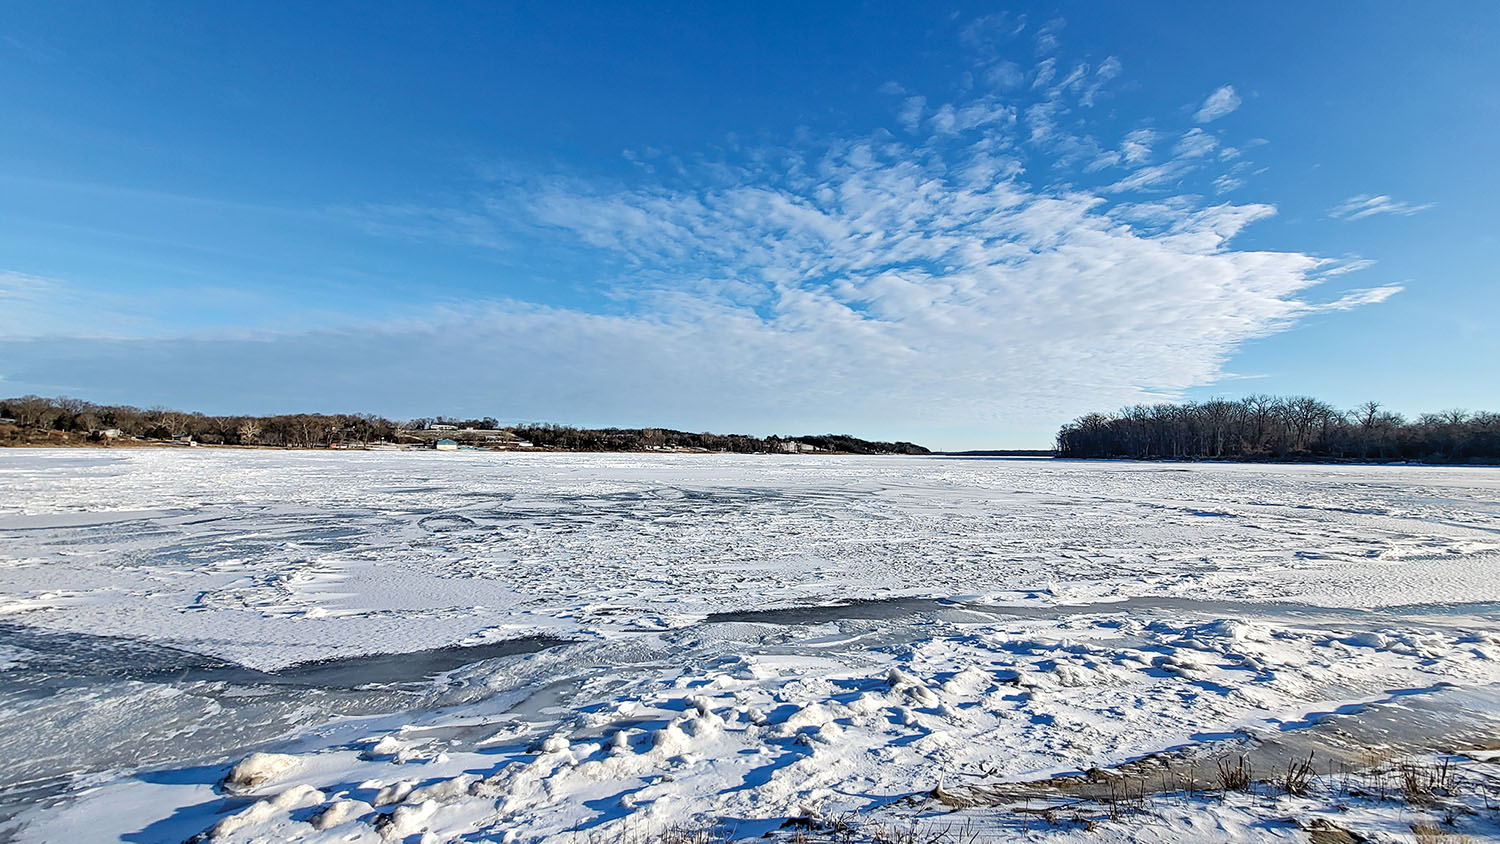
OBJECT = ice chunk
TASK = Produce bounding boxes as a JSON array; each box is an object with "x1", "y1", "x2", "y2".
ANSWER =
[
  {"x1": 373, "y1": 799, "x2": 438, "y2": 840},
  {"x1": 210, "y1": 784, "x2": 323, "y2": 839},
  {"x1": 406, "y1": 774, "x2": 478, "y2": 804},
  {"x1": 373, "y1": 780, "x2": 415, "y2": 806},
  {"x1": 778, "y1": 703, "x2": 835, "y2": 735},
  {"x1": 887, "y1": 667, "x2": 919, "y2": 688},
  {"x1": 361, "y1": 735, "x2": 406, "y2": 760},
  {"x1": 310, "y1": 799, "x2": 366, "y2": 830},
  {"x1": 221, "y1": 752, "x2": 299, "y2": 793},
  {"x1": 1344, "y1": 631, "x2": 1389, "y2": 649}
]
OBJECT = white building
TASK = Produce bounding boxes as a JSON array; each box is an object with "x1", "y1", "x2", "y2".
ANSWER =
[{"x1": 434, "y1": 438, "x2": 459, "y2": 451}]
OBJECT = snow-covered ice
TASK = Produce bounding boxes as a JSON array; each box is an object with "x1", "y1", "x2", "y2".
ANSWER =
[{"x1": 1, "y1": 449, "x2": 1498, "y2": 842}]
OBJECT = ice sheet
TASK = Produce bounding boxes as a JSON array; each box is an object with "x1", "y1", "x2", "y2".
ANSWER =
[{"x1": 2, "y1": 450, "x2": 1498, "y2": 842}]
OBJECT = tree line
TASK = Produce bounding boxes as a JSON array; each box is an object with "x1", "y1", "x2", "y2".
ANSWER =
[
  {"x1": 0, "y1": 395, "x2": 398, "y2": 448},
  {"x1": 508, "y1": 425, "x2": 927, "y2": 455},
  {"x1": 1055, "y1": 396, "x2": 1499, "y2": 463},
  {"x1": 0, "y1": 395, "x2": 929, "y2": 455}
]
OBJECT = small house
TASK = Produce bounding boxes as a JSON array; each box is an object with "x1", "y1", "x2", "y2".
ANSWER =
[{"x1": 434, "y1": 438, "x2": 459, "y2": 451}]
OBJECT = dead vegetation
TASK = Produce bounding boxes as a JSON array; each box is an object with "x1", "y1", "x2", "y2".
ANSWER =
[
  {"x1": 1216, "y1": 754, "x2": 1254, "y2": 792},
  {"x1": 579, "y1": 744, "x2": 1496, "y2": 844},
  {"x1": 573, "y1": 822, "x2": 737, "y2": 844},
  {"x1": 899, "y1": 743, "x2": 1496, "y2": 844},
  {"x1": 776, "y1": 813, "x2": 985, "y2": 844},
  {"x1": 1412, "y1": 823, "x2": 1474, "y2": 844},
  {"x1": 1274, "y1": 751, "x2": 1317, "y2": 796},
  {"x1": 1400, "y1": 758, "x2": 1458, "y2": 805}
]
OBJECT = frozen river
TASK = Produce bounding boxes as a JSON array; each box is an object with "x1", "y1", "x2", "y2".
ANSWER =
[{"x1": 2, "y1": 450, "x2": 1499, "y2": 842}]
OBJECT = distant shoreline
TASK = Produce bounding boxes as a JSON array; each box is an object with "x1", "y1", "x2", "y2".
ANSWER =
[
  {"x1": 934, "y1": 451, "x2": 1499, "y2": 467},
  {"x1": 0, "y1": 395, "x2": 929, "y2": 456},
  {"x1": 6, "y1": 442, "x2": 1496, "y2": 466},
  {"x1": 933, "y1": 449, "x2": 1055, "y2": 457},
  {"x1": 0, "y1": 438, "x2": 925, "y2": 457},
  {"x1": 1053, "y1": 454, "x2": 1500, "y2": 467}
]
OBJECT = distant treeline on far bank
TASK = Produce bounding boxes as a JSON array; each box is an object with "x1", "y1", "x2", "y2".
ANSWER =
[
  {"x1": 0, "y1": 395, "x2": 929, "y2": 455},
  {"x1": 1056, "y1": 396, "x2": 1499, "y2": 464}
]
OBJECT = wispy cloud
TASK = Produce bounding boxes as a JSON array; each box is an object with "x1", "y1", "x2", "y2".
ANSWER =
[
  {"x1": 1314, "y1": 284, "x2": 1404, "y2": 310},
  {"x1": 1034, "y1": 17, "x2": 1065, "y2": 55},
  {"x1": 1212, "y1": 174, "x2": 1244, "y2": 194},
  {"x1": 1194, "y1": 85, "x2": 1242, "y2": 123},
  {"x1": 1173, "y1": 128, "x2": 1218, "y2": 159},
  {"x1": 983, "y1": 61, "x2": 1024, "y2": 89},
  {"x1": 1328, "y1": 194, "x2": 1435, "y2": 220},
  {"x1": 1, "y1": 22, "x2": 1404, "y2": 445},
  {"x1": 897, "y1": 96, "x2": 925, "y2": 132},
  {"x1": 1119, "y1": 128, "x2": 1158, "y2": 166},
  {"x1": 0, "y1": 271, "x2": 161, "y2": 340},
  {"x1": 1080, "y1": 56, "x2": 1122, "y2": 107}
]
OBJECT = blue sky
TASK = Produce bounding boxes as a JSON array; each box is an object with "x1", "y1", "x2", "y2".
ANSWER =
[{"x1": 1, "y1": 2, "x2": 1495, "y2": 449}]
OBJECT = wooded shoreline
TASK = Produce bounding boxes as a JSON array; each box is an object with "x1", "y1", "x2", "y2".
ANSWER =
[
  {"x1": 0, "y1": 395, "x2": 928, "y2": 455},
  {"x1": 1056, "y1": 395, "x2": 1499, "y2": 465}
]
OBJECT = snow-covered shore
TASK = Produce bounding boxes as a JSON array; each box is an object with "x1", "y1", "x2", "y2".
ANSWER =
[{"x1": 2, "y1": 450, "x2": 1498, "y2": 842}]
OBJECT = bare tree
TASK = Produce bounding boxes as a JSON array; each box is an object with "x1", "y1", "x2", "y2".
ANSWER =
[
  {"x1": 1056, "y1": 395, "x2": 1497, "y2": 464},
  {"x1": 237, "y1": 419, "x2": 262, "y2": 445}
]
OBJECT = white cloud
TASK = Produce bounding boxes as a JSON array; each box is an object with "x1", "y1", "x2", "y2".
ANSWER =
[
  {"x1": 11, "y1": 138, "x2": 1391, "y2": 445},
  {"x1": 1035, "y1": 17, "x2": 1065, "y2": 54},
  {"x1": 1023, "y1": 101, "x2": 1060, "y2": 145},
  {"x1": 929, "y1": 103, "x2": 958, "y2": 134},
  {"x1": 1194, "y1": 85, "x2": 1242, "y2": 123},
  {"x1": 1, "y1": 28, "x2": 1402, "y2": 448},
  {"x1": 960, "y1": 12, "x2": 1026, "y2": 55},
  {"x1": 1121, "y1": 128, "x2": 1157, "y2": 165},
  {"x1": 1031, "y1": 57, "x2": 1057, "y2": 90},
  {"x1": 1314, "y1": 284, "x2": 1404, "y2": 310},
  {"x1": 897, "y1": 96, "x2": 925, "y2": 132},
  {"x1": 1328, "y1": 194, "x2": 1435, "y2": 220},
  {"x1": 1085, "y1": 151, "x2": 1121, "y2": 172},
  {"x1": 1080, "y1": 56, "x2": 1122, "y2": 106},
  {"x1": 984, "y1": 61, "x2": 1024, "y2": 89},
  {"x1": 0, "y1": 271, "x2": 162, "y2": 340},
  {"x1": 1212, "y1": 174, "x2": 1244, "y2": 194},
  {"x1": 1173, "y1": 128, "x2": 1218, "y2": 159},
  {"x1": 1104, "y1": 160, "x2": 1190, "y2": 192},
  {"x1": 1314, "y1": 257, "x2": 1377, "y2": 277}
]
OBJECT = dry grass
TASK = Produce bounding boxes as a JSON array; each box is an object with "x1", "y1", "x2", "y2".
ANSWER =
[
  {"x1": 1274, "y1": 752, "x2": 1317, "y2": 796},
  {"x1": 660, "y1": 824, "x2": 737, "y2": 844},
  {"x1": 596, "y1": 745, "x2": 1489, "y2": 844},
  {"x1": 1400, "y1": 758, "x2": 1458, "y2": 805},
  {"x1": 776, "y1": 813, "x2": 986, "y2": 844},
  {"x1": 1216, "y1": 755, "x2": 1254, "y2": 792},
  {"x1": 573, "y1": 822, "x2": 736, "y2": 844},
  {"x1": 1412, "y1": 823, "x2": 1473, "y2": 844}
]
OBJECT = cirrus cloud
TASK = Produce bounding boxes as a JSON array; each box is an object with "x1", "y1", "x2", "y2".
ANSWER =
[
  {"x1": 1329, "y1": 193, "x2": 1435, "y2": 220},
  {"x1": 1194, "y1": 85, "x2": 1242, "y2": 123},
  {"x1": 0, "y1": 32, "x2": 1401, "y2": 447}
]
